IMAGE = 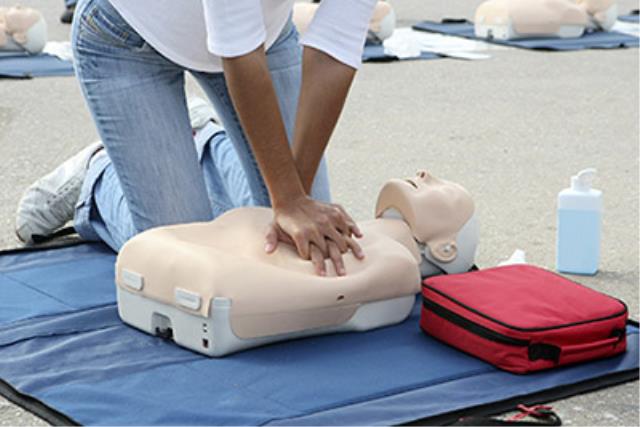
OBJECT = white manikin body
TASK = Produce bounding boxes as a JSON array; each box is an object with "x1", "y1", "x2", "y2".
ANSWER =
[
  {"x1": 474, "y1": 0, "x2": 617, "y2": 41},
  {"x1": 0, "y1": 6, "x2": 47, "y2": 54},
  {"x1": 115, "y1": 171, "x2": 478, "y2": 357}
]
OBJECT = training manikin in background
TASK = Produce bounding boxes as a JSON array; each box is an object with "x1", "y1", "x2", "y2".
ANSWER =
[
  {"x1": 293, "y1": 1, "x2": 396, "y2": 44},
  {"x1": 0, "y1": 5, "x2": 47, "y2": 54},
  {"x1": 474, "y1": 0, "x2": 617, "y2": 40}
]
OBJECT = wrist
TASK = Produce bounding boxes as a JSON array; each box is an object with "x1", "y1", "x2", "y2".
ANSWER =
[{"x1": 270, "y1": 180, "x2": 307, "y2": 211}]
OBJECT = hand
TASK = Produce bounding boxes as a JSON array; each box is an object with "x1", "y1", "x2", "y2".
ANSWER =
[{"x1": 265, "y1": 197, "x2": 364, "y2": 276}]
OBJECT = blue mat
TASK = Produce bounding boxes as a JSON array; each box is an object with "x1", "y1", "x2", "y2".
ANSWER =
[
  {"x1": 412, "y1": 20, "x2": 639, "y2": 50},
  {"x1": 618, "y1": 13, "x2": 639, "y2": 23},
  {"x1": 0, "y1": 51, "x2": 74, "y2": 78},
  {"x1": 362, "y1": 42, "x2": 441, "y2": 62},
  {"x1": 0, "y1": 243, "x2": 638, "y2": 426}
]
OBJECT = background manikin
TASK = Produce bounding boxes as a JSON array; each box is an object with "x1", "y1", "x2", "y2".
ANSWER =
[
  {"x1": 0, "y1": 6, "x2": 47, "y2": 54},
  {"x1": 474, "y1": 0, "x2": 617, "y2": 40}
]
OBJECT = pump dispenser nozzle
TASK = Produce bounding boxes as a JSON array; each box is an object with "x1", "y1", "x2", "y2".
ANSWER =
[{"x1": 571, "y1": 168, "x2": 597, "y2": 192}]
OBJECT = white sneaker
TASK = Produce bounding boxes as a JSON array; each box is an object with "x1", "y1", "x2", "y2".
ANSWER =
[
  {"x1": 15, "y1": 142, "x2": 103, "y2": 244},
  {"x1": 187, "y1": 97, "x2": 220, "y2": 130}
]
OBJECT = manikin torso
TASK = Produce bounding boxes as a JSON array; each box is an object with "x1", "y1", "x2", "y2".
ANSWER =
[
  {"x1": 116, "y1": 171, "x2": 478, "y2": 339},
  {"x1": 0, "y1": 6, "x2": 47, "y2": 54},
  {"x1": 474, "y1": 0, "x2": 618, "y2": 40}
]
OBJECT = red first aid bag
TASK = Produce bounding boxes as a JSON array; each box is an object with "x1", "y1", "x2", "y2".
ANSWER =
[{"x1": 421, "y1": 265, "x2": 628, "y2": 374}]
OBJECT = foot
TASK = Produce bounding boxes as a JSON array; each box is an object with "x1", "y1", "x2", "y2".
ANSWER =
[
  {"x1": 15, "y1": 142, "x2": 103, "y2": 244},
  {"x1": 60, "y1": 4, "x2": 75, "y2": 24}
]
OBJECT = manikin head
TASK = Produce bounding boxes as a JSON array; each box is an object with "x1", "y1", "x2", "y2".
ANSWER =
[
  {"x1": 575, "y1": 0, "x2": 617, "y2": 30},
  {"x1": 0, "y1": 6, "x2": 47, "y2": 54},
  {"x1": 375, "y1": 171, "x2": 479, "y2": 277}
]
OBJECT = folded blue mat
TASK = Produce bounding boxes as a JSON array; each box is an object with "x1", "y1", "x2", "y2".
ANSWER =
[
  {"x1": 0, "y1": 51, "x2": 74, "y2": 78},
  {"x1": 362, "y1": 42, "x2": 441, "y2": 62},
  {"x1": 412, "y1": 20, "x2": 639, "y2": 50},
  {"x1": 0, "y1": 243, "x2": 638, "y2": 426}
]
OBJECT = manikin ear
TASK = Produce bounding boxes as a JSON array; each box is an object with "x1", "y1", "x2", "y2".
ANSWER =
[
  {"x1": 13, "y1": 31, "x2": 27, "y2": 45},
  {"x1": 428, "y1": 238, "x2": 458, "y2": 263}
]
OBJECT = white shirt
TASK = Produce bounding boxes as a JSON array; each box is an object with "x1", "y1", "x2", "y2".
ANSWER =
[{"x1": 109, "y1": 0, "x2": 376, "y2": 72}]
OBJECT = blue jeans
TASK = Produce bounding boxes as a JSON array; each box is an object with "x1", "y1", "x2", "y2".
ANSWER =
[{"x1": 71, "y1": 0, "x2": 331, "y2": 251}]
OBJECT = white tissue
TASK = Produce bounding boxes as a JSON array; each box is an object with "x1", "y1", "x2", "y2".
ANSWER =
[
  {"x1": 498, "y1": 249, "x2": 527, "y2": 266},
  {"x1": 43, "y1": 41, "x2": 73, "y2": 61}
]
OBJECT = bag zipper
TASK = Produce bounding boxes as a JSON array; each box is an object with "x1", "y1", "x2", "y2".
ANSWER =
[
  {"x1": 423, "y1": 282, "x2": 628, "y2": 333},
  {"x1": 423, "y1": 298, "x2": 529, "y2": 347}
]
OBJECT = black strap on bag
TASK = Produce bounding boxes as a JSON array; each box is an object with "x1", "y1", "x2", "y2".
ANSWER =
[{"x1": 451, "y1": 404, "x2": 562, "y2": 426}]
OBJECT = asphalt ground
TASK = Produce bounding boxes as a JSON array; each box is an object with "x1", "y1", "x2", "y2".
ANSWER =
[{"x1": 0, "y1": 0, "x2": 638, "y2": 425}]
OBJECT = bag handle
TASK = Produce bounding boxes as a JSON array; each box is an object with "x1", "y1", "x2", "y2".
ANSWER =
[{"x1": 528, "y1": 330, "x2": 625, "y2": 363}]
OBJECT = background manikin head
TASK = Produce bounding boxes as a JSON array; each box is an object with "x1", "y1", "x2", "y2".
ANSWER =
[
  {"x1": 375, "y1": 170, "x2": 479, "y2": 276},
  {"x1": 0, "y1": 5, "x2": 47, "y2": 54},
  {"x1": 576, "y1": 0, "x2": 618, "y2": 30}
]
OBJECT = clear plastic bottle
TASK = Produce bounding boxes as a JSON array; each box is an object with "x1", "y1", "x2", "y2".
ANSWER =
[{"x1": 556, "y1": 168, "x2": 602, "y2": 275}]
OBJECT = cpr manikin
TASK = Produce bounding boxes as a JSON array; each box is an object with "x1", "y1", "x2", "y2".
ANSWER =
[
  {"x1": 293, "y1": 1, "x2": 396, "y2": 44},
  {"x1": 474, "y1": 0, "x2": 617, "y2": 40},
  {"x1": 0, "y1": 6, "x2": 47, "y2": 54},
  {"x1": 115, "y1": 171, "x2": 478, "y2": 356}
]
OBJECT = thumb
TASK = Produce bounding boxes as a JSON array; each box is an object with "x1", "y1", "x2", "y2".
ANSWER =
[{"x1": 264, "y1": 224, "x2": 279, "y2": 254}]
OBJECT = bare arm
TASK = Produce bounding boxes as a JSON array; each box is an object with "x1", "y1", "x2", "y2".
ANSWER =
[
  {"x1": 222, "y1": 46, "x2": 362, "y2": 273},
  {"x1": 292, "y1": 46, "x2": 356, "y2": 194},
  {"x1": 222, "y1": 46, "x2": 305, "y2": 210}
]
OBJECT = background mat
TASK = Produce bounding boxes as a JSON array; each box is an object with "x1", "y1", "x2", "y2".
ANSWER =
[
  {"x1": 0, "y1": 243, "x2": 638, "y2": 426},
  {"x1": 412, "y1": 20, "x2": 639, "y2": 50},
  {"x1": 362, "y1": 43, "x2": 441, "y2": 62},
  {"x1": 0, "y1": 52, "x2": 74, "y2": 79}
]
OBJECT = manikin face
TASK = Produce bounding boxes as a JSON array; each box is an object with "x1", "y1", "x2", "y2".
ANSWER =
[{"x1": 375, "y1": 170, "x2": 475, "y2": 263}]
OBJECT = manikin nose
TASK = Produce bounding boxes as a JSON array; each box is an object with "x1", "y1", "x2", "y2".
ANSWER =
[{"x1": 416, "y1": 170, "x2": 430, "y2": 180}]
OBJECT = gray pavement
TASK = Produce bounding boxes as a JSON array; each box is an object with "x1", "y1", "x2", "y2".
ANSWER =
[{"x1": 0, "y1": 0, "x2": 638, "y2": 425}]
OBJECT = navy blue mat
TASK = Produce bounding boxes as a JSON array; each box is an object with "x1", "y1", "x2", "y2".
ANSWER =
[
  {"x1": 412, "y1": 20, "x2": 639, "y2": 50},
  {"x1": 362, "y1": 43, "x2": 441, "y2": 62},
  {"x1": 0, "y1": 52, "x2": 74, "y2": 79},
  {"x1": 618, "y1": 13, "x2": 639, "y2": 23},
  {"x1": 0, "y1": 243, "x2": 638, "y2": 426}
]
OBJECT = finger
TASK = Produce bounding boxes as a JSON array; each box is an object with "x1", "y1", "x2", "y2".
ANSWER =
[
  {"x1": 275, "y1": 226, "x2": 295, "y2": 246},
  {"x1": 323, "y1": 224, "x2": 349, "y2": 253},
  {"x1": 308, "y1": 228, "x2": 328, "y2": 256},
  {"x1": 328, "y1": 241, "x2": 346, "y2": 276},
  {"x1": 264, "y1": 224, "x2": 279, "y2": 253},
  {"x1": 347, "y1": 236, "x2": 365, "y2": 260},
  {"x1": 329, "y1": 206, "x2": 350, "y2": 235},
  {"x1": 335, "y1": 204, "x2": 363, "y2": 238},
  {"x1": 291, "y1": 230, "x2": 311, "y2": 260},
  {"x1": 310, "y1": 244, "x2": 326, "y2": 276},
  {"x1": 350, "y1": 223, "x2": 364, "y2": 239}
]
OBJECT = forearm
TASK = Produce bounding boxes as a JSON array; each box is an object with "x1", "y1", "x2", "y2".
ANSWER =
[
  {"x1": 292, "y1": 46, "x2": 356, "y2": 194},
  {"x1": 222, "y1": 46, "x2": 305, "y2": 208}
]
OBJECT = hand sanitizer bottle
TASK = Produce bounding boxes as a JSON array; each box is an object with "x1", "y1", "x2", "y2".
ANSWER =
[{"x1": 556, "y1": 168, "x2": 602, "y2": 275}]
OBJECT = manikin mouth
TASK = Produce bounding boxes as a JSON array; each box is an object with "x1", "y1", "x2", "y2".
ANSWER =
[{"x1": 404, "y1": 179, "x2": 418, "y2": 189}]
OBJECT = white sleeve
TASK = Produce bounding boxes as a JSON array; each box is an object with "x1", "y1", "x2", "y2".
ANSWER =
[
  {"x1": 202, "y1": 0, "x2": 266, "y2": 58},
  {"x1": 300, "y1": 0, "x2": 377, "y2": 69}
]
